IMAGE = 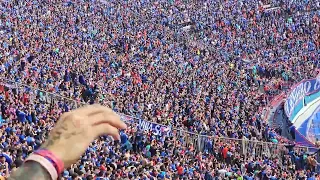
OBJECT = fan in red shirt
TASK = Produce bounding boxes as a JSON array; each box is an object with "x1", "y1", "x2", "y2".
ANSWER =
[
  {"x1": 177, "y1": 163, "x2": 184, "y2": 176},
  {"x1": 222, "y1": 145, "x2": 229, "y2": 160}
]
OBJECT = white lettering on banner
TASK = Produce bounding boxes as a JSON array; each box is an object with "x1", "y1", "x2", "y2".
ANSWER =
[
  {"x1": 119, "y1": 115, "x2": 171, "y2": 136},
  {"x1": 315, "y1": 77, "x2": 320, "y2": 90},
  {"x1": 138, "y1": 119, "x2": 171, "y2": 136},
  {"x1": 285, "y1": 82, "x2": 308, "y2": 116},
  {"x1": 139, "y1": 120, "x2": 153, "y2": 132},
  {"x1": 285, "y1": 78, "x2": 320, "y2": 119}
]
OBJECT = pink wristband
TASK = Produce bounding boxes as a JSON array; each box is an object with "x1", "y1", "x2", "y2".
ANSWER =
[
  {"x1": 25, "y1": 154, "x2": 58, "y2": 180},
  {"x1": 34, "y1": 149, "x2": 64, "y2": 175}
]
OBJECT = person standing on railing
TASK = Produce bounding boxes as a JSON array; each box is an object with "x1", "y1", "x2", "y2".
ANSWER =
[{"x1": 7, "y1": 104, "x2": 127, "y2": 180}]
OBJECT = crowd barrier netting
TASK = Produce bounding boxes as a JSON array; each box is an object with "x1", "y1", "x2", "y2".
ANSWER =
[{"x1": 0, "y1": 77, "x2": 318, "y2": 166}]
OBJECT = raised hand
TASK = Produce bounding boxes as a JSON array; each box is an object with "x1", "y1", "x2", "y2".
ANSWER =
[{"x1": 41, "y1": 104, "x2": 127, "y2": 167}]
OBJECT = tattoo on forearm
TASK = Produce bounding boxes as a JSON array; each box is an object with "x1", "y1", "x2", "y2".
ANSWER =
[
  {"x1": 41, "y1": 114, "x2": 84, "y2": 149},
  {"x1": 8, "y1": 161, "x2": 51, "y2": 180}
]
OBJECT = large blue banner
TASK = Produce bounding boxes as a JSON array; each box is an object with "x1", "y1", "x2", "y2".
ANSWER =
[{"x1": 285, "y1": 77, "x2": 320, "y2": 121}]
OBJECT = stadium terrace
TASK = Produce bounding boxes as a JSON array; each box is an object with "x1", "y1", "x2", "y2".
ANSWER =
[{"x1": 0, "y1": 0, "x2": 319, "y2": 179}]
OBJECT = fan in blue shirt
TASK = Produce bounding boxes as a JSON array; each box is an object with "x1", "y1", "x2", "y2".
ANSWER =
[{"x1": 17, "y1": 111, "x2": 26, "y2": 123}]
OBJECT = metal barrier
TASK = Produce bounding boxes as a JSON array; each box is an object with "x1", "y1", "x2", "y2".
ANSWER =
[{"x1": 0, "y1": 77, "x2": 318, "y2": 165}]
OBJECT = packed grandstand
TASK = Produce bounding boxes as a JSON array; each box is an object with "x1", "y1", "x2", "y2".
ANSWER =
[{"x1": 0, "y1": 0, "x2": 319, "y2": 179}]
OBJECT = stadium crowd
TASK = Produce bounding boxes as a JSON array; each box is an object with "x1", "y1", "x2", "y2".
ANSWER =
[{"x1": 0, "y1": 0, "x2": 319, "y2": 179}]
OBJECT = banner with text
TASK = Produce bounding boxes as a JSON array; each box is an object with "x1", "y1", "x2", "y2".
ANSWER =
[
  {"x1": 284, "y1": 77, "x2": 320, "y2": 121},
  {"x1": 120, "y1": 115, "x2": 172, "y2": 136},
  {"x1": 138, "y1": 119, "x2": 171, "y2": 136}
]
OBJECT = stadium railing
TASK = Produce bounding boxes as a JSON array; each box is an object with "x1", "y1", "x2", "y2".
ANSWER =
[{"x1": 0, "y1": 77, "x2": 318, "y2": 165}]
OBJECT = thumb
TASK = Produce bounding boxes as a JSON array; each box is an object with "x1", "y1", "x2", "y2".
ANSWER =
[{"x1": 92, "y1": 123, "x2": 120, "y2": 140}]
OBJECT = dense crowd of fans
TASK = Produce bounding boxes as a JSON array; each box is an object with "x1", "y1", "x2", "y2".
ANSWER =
[{"x1": 0, "y1": 0, "x2": 319, "y2": 179}]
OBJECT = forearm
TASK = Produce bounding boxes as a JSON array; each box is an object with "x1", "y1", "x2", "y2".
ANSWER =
[
  {"x1": 5, "y1": 166, "x2": 9, "y2": 177},
  {"x1": 8, "y1": 161, "x2": 52, "y2": 180}
]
